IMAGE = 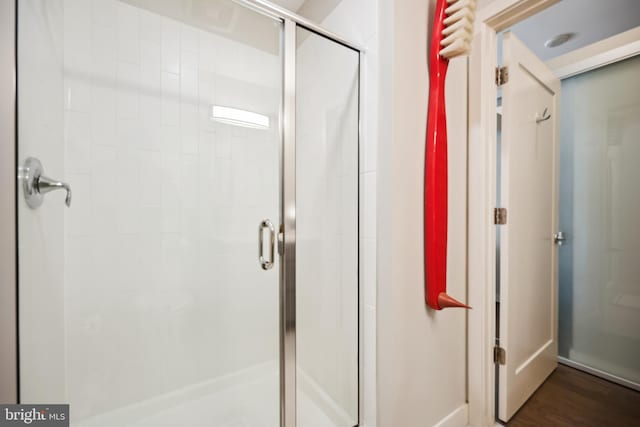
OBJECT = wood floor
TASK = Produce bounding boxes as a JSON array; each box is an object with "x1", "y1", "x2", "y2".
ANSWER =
[{"x1": 506, "y1": 364, "x2": 640, "y2": 427}]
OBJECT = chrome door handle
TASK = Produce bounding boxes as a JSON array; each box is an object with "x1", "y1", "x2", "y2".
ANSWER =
[
  {"x1": 22, "y1": 157, "x2": 72, "y2": 208},
  {"x1": 259, "y1": 219, "x2": 275, "y2": 270},
  {"x1": 554, "y1": 231, "x2": 566, "y2": 246}
]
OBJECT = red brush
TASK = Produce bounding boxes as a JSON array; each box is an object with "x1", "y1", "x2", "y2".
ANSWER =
[{"x1": 425, "y1": 0, "x2": 476, "y2": 310}]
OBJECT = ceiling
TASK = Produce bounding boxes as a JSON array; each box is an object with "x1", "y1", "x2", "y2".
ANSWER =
[{"x1": 510, "y1": 0, "x2": 640, "y2": 61}]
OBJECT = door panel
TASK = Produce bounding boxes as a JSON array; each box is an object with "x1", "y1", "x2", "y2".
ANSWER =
[
  {"x1": 18, "y1": 1, "x2": 282, "y2": 425},
  {"x1": 498, "y1": 31, "x2": 560, "y2": 422},
  {"x1": 295, "y1": 27, "x2": 360, "y2": 427},
  {"x1": 558, "y1": 55, "x2": 640, "y2": 387}
]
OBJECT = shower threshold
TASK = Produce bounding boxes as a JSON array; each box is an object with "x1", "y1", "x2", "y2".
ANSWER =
[{"x1": 73, "y1": 362, "x2": 349, "y2": 427}]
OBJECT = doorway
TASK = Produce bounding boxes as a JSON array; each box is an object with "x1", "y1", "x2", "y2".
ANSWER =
[
  {"x1": 494, "y1": 1, "x2": 640, "y2": 424},
  {"x1": 468, "y1": 1, "x2": 640, "y2": 425}
]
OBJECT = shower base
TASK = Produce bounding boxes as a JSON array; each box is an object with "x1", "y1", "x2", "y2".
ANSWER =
[{"x1": 73, "y1": 362, "x2": 351, "y2": 427}]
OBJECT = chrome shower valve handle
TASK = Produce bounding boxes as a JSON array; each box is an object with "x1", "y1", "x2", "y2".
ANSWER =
[
  {"x1": 22, "y1": 157, "x2": 72, "y2": 208},
  {"x1": 37, "y1": 175, "x2": 72, "y2": 207}
]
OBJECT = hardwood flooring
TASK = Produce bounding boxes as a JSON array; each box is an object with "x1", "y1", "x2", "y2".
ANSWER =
[{"x1": 506, "y1": 364, "x2": 640, "y2": 427}]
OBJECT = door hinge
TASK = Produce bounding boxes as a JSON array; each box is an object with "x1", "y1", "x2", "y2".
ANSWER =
[
  {"x1": 494, "y1": 207, "x2": 507, "y2": 225},
  {"x1": 494, "y1": 346, "x2": 506, "y2": 365},
  {"x1": 496, "y1": 66, "x2": 509, "y2": 86}
]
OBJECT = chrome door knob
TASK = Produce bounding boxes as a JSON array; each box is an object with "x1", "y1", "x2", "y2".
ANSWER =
[
  {"x1": 554, "y1": 231, "x2": 566, "y2": 246},
  {"x1": 22, "y1": 157, "x2": 72, "y2": 209}
]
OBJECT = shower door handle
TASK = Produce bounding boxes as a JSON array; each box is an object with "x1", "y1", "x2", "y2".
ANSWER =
[{"x1": 258, "y1": 219, "x2": 275, "y2": 270}]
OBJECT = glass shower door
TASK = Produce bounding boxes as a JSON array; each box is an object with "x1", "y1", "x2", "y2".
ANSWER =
[
  {"x1": 296, "y1": 27, "x2": 360, "y2": 427},
  {"x1": 558, "y1": 54, "x2": 640, "y2": 388},
  {"x1": 17, "y1": 0, "x2": 282, "y2": 425}
]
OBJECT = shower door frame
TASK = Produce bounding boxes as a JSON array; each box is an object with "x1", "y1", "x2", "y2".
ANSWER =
[
  {"x1": 239, "y1": 2, "x2": 364, "y2": 425},
  {"x1": 0, "y1": 1, "x2": 364, "y2": 426},
  {"x1": 0, "y1": 0, "x2": 18, "y2": 405}
]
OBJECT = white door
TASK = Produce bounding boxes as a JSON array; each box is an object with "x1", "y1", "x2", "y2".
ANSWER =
[{"x1": 498, "y1": 31, "x2": 560, "y2": 422}]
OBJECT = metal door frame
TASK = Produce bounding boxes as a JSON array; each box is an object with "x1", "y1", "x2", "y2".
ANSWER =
[
  {"x1": 0, "y1": 0, "x2": 18, "y2": 405},
  {"x1": 1, "y1": 1, "x2": 363, "y2": 426},
  {"x1": 240, "y1": 2, "x2": 363, "y2": 425}
]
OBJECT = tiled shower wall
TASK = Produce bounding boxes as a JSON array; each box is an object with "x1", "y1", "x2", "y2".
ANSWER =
[{"x1": 62, "y1": 0, "x2": 281, "y2": 420}]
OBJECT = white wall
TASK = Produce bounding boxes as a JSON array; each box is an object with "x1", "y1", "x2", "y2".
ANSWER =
[{"x1": 377, "y1": 0, "x2": 469, "y2": 426}]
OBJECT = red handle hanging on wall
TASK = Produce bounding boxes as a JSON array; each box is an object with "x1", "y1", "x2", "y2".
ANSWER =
[{"x1": 424, "y1": 0, "x2": 470, "y2": 310}]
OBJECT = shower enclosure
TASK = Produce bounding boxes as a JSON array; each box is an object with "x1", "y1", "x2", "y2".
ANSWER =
[{"x1": 2, "y1": 0, "x2": 361, "y2": 426}]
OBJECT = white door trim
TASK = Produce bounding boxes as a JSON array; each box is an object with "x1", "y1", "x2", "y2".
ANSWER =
[
  {"x1": 546, "y1": 26, "x2": 640, "y2": 79},
  {"x1": 467, "y1": 1, "x2": 560, "y2": 426}
]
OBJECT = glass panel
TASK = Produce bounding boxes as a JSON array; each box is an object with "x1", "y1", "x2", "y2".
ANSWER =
[
  {"x1": 295, "y1": 27, "x2": 360, "y2": 426},
  {"x1": 558, "y1": 54, "x2": 640, "y2": 385},
  {"x1": 18, "y1": 0, "x2": 282, "y2": 425}
]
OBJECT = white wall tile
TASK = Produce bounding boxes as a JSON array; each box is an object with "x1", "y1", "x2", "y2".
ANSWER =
[
  {"x1": 116, "y1": 118, "x2": 141, "y2": 148},
  {"x1": 322, "y1": 0, "x2": 378, "y2": 48},
  {"x1": 363, "y1": 304, "x2": 377, "y2": 427},
  {"x1": 180, "y1": 24, "x2": 199, "y2": 53},
  {"x1": 65, "y1": 111, "x2": 92, "y2": 172},
  {"x1": 65, "y1": 78, "x2": 91, "y2": 113},
  {"x1": 91, "y1": 24, "x2": 117, "y2": 78},
  {"x1": 161, "y1": 18, "x2": 180, "y2": 74},
  {"x1": 215, "y1": 134, "x2": 232, "y2": 160},
  {"x1": 91, "y1": 0, "x2": 116, "y2": 28},
  {"x1": 116, "y1": 2, "x2": 140, "y2": 64},
  {"x1": 138, "y1": 10, "x2": 161, "y2": 43},
  {"x1": 117, "y1": 62, "x2": 140, "y2": 119},
  {"x1": 139, "y1": 150, "x2": 162, "y2": 206},
  {"x1": 140, "y1": 40, "x2": 161, "y2": 71},
  {"x1": 139, "y1": 94, "x2": 162, "y2": 151},
  {"x1": 361, "y1": 51, "x2": 379, "y2": 173},
  {"x1": 65, "y1": 172, "x2": 92, "y2": 236},
  {"x1": 361, "y1": 171, "x2": 377, "y2": 239},
  {"x1": 161, "y1": 71, "x2": 180, "y2": 126},
  {"x1": 360, "y1": 237, "x2": 377, "y2": 307},
  {"x1": 180, "y1": 66, "x2": 198, "y2": 100},
  {"x1": 180, "y1": 108, "x2": 199, "y2": 154},
  {"x1": 181, "y1": 154, "x2": 199, "y2": 209},
  {"x1": 90, "y1": 85, "x2": 117, "y2": 146},
  {"x1": 91, "y1": 145, "x2": 118, "y2": 207}
]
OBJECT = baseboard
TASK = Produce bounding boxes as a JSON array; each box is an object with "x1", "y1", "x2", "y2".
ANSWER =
[
  {"x1": 433, "y1": 403, "x2": 469, "y2": 427},
  {"x1": 558, "y1": 356, "x2": 640, "y2": 392}
]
